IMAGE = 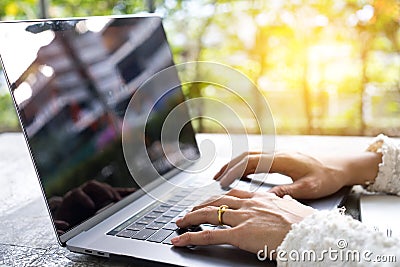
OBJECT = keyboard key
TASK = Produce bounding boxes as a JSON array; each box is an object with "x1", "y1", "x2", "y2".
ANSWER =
[
  {"x1": 180, "y1": 190, "x2": 194, "y2": 196},
  {"x1": 163, "y1": 210, "x2": 180, "y2": 218},
  {"x1": 178, "y1": 200, "x2": 193, "y2": 206},
  {"x1": 163, "y1": 222, "x2": 178, "y2": 231},
  {"x1": 163, "y1": 231, "x2": 179, "y2": 245},
  {"x1": 170, "y1": 206, "x2": 185, "y2": 212},
  {"x1": 153, "y1": 206, "x2": 170, "y2": 213},
  {"x1": 184, "y1": 195, "x2": 199, "y2": 200},
  {"x1": 169, "y1": 196, "x2": 184, "y2": 202},
  {"x1": 145, "y1": 212, "x2": 160, "y2": 219},
  {"x1": 179, "y1": 210, "x2": 189, "y2": 216},
  {"x1": 131, "y1": 229, "x2": 157, "y2": 240},
  {"x1": 136, "y1": 217, "x2": 154, "y2": 225},
  {"x1": 146, "y1": 222, "x2": 165, "y2": 230},
  {"x1": 155, "y1": 216, "x2": 171, "y2": 224},
  {"x1": 116, "y1": 229, "x2": 137, "y2": 238},
  {"x1": 127, "y1": 223, "x2": 145, "y2": 231},
  {"x1": 174, "y1": 193, "x2": 188, "y2": 198},
  {"x1": 147, "y1": 229, "x2": 174, "y2": 243}
]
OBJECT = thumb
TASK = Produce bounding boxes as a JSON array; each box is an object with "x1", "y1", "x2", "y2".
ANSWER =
[{"x1": 268, "y1": 181, "x2": 310, "y2": 199}]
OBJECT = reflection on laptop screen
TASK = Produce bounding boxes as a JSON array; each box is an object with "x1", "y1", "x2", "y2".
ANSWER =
[{"x1": 0, "y1": 16, "x2": 199, "y2": 235}]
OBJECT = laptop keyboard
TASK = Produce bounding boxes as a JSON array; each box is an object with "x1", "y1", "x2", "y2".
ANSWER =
[{"x1": 107, "y1": 183, "x2": 225, "y2": 244}]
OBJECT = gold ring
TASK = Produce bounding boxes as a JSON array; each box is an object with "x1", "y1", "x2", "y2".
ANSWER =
[{"x1": 218, "y1": 205, "x2": 229, "y2": 225}]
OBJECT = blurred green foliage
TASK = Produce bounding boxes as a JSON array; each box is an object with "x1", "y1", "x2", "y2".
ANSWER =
[
  {"x1": 0, "y1": 0, "x2": 399, "y2": 135},
  {"x1": 0, "y1": 93, "x2": 19, "y2": 132}
]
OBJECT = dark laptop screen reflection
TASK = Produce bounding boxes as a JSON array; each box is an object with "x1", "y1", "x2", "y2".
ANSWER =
[{"x1": 3, "y1": 17, "x2": 198, "y2": 235}]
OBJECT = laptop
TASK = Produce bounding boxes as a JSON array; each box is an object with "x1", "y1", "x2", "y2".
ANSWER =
[{"x1": 0, "y1": 15, "x2": 349, "y2": 266}]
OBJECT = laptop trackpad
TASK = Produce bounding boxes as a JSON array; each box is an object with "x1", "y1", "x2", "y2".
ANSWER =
[{"x1": 173, "y1": 244, "x2": 275, "y2": 266}]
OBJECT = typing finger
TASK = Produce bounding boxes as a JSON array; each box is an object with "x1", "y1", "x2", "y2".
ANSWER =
[
  {"x1": 213, "y1": 151, "x2": 262, "y2": 180},
  {"x1": 171, "y1": 228, "x2": 233, "y2": 246},
  {"x1": 192, "y1": 195, "x2": 243, "y2": 211},
  {"x1": 177, "y1": 206, "x2": 241, "y2": 227}
]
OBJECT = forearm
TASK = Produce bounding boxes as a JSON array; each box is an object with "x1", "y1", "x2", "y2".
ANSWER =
[
  {"x1": 317, "y1": 152, "x2": 381, "y2": 189},
  {"x1": 342, "y1": 152, "x2": 382, "y2": 186},
  {"x1": 323, "y1": 134, "x2": 400, "y2": 194}
]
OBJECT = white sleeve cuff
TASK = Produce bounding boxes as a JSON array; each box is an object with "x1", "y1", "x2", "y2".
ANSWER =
[{"x1": 366, "y1": 134, "x2": 400, "y2": 195}]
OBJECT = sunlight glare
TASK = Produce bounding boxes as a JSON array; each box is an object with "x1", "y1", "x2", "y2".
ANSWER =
[{"x1": 14, "y1": 82, "x2": 32, "y2": 105}]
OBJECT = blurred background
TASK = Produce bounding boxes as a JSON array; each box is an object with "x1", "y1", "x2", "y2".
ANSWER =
[{"x1": 0, "y1": 0, "x2": 399, "y2": 136}]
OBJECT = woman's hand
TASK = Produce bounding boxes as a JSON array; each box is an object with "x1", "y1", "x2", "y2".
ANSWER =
[
  {"x1": 213, "y1": 151, "x2": 382, "y2": 199},
  {"x1": 171, "y1": 189, "x2": 315, "y2": 257}
]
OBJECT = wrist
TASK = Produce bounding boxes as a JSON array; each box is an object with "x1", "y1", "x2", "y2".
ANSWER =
[{"x1": 343, "y1": 152, "x2": 382, "y2": 186}]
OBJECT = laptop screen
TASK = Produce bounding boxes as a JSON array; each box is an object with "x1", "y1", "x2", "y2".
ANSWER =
[{"x1": 0, "y1": 16, "x2": 199, "y2": 236}]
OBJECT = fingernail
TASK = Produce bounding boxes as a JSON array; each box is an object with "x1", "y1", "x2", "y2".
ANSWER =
[
  {"x1": 175, "y1": 218, "x2": 182, "y2": 224},
  {"x1": 171, "y1": 236, "x2": 180, "y2": 244},
  {"x1": 220, "y1": 180, "x2": 228, "y2": 188}
]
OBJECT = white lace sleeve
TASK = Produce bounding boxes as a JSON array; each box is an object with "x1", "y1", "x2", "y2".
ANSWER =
[
  {"x1": 277, "y1": 210, "x2": 400, "y2": 266},
  {"x1": 365, "y1": 134, "x2": 400, "y2": 195}
]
